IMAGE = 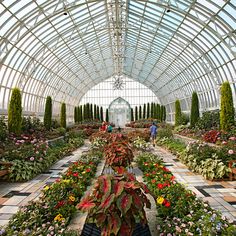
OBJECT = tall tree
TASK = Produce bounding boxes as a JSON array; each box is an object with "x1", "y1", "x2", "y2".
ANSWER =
[
  {"x1": 94, "y1": 104, "x2": 97, "y2": 120},
  {"x1": 157, "y1": 104, "x2": 161, "y2": 120},
  {"x1": 90, "y1": 103, "x2": 93, "y2": 120},
  {"x1": 86, "y1": 103, "x2": 90, "y2": 119},
  {"x1": 135, "y1": 106, "x2": 138, "y2": 121},
  {"x1": 190, "y1": 91, "x2": 200, "y2": 127},
  {"x1": 139, "y1": 105, "x2": 142, "y2": 120},
  {"x1": 163, "y1": 105, "x2": 166, "y2": 122},
  {"x1": 220, "y1": 82, "x2": 235, "y2": 131},
  {"x1": 143, "y1": 104, "x2": 146, "y2": 119},
  {"x1": 151, "y1": 102, "x2": 154, "y2": 118},
  {"x1": 175, "y1": 100, "x2": 182, "y2": 126},
  {"x1": 131, "y1": 108, "x2": 134, "y2": 121},
  {"x1": 154, "y1": 103, "x2": 157, "y2": 119},
  {"x1": 8, "y1": 87, "x2": 22, "y2": 135},
  {"x1": 147, "y1": 103, "x2": 150, "y2": 119},
  {"x1": 106, "y1": 108, "x2": 109, "y2": 122},
  {"x1": 160, "y1": 105, "x2": 164, "y2": 122},
  {"x1": 97, "y1": 106, "x2": 100, "y2": 121},
  {"x1": 74, "y1": 106, "x2": 77, "y2": 123},
  {"x1": 83, "y1": 104, "x2": 86, "y2": 120},
  {"x1": 44, "y1": 96, "x2": 52, "y2": 130},
  {"x1": 77, "y1": 106, "x2": 81, "y2": 123},
  {"x1": 100, "y1": 107, "x2": 104, "y2": 121},
  {"x1": 60, "y1": 103, "x2": 66, "y2": 128}
]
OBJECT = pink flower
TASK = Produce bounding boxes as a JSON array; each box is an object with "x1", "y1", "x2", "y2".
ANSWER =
[
  {"x1": 229, "y1": 137, "x2": 236, "y2": 141},
  {"x1": 228, "y1": 149, "x2": 234, "y2": 155},
  {"x1": 222, "y1": 141, "x2": 227, "y2": 145},
  {"x1": 30, "y1": 157, "x2": 35, "y2": 161}
]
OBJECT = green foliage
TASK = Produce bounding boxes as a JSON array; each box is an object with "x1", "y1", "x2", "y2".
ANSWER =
[
  {"x1": 83, "y1": 104, "x2": 86, "y2": 120},
  {"x1": 131, "y1": 108, "x2": 134, "y2": 121},
  {"x1": 74, "y1": 107, "x2": 77, "y2": 123},
  {"x1": 139, "y1": 105, "x2": 142, "y2": 119},
  {"x1": 190, "y1": 91, "x2": 200, "y2": 127},
  {"x1": 22, "y1": 116, "x2": 43, "y2": 133},
  {"x1": 175, "y1": 100, "x2": 182, "y2": 126},
  {"x1": 157, "y1": 104, "x2": 161, "y2": 120},
  {"x1": 0, "y1": 116, "x2": 7, "y2": 142},
  {"x1": 51, "y1": 118, "x2": 60, "y2": 129},
  {"x1": 8, "y1": 87, "x2": 22, "y2": 135},
  {"x1": 106, "y1": 108, "x2": 109, "y2": 122},
  {"x1": 180, "y1": 113, "x2": 189, "y2": 125},
  {"x1": 135, "y1": 106, "x2": 138, "y2": 121},
  {"x1": 90, "y1": 103, "x2": 93, "y2": 120},
  {"x1": 147, "y1": 103, "x2": 150, "y2": 118},
  {"x1": 157, "y1": 127, "x2": 173, "y2": 139},
  {"x1": 163, "y1": 106, "x2": 166, "y2": 122},
  {"x1": 151, "y1": 102, "x2": 154, "y2": 118},
  {"x1": 94, "y1": 104, "x2": 97, "y2": 120},
  {"x1": 44, "y1": 96, "x2": 52, "y2": 130},
  {"x1": 97, "y1": 106, "x2": 100, "y2": 120},
  {"x1": 143, "y1": 104, "x2": 146, "y2": 119},
  {"x1": 220, "y1": 82, "x2": 235, "y2": 131},
  {"x1": 195, "y1": 110, "x2": 220, "y2": 130},
  {"x1": 100, "y1": 106, "x2": 104, "y2": 121},
  {"x1": 60, "y1": 103, "x2": 66, "y2": 128}
]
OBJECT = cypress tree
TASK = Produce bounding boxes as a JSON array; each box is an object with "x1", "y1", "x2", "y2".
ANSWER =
[
  {"x1": 90, "y1": 103, "x2": 93, "y2": 120},
  {"x1": 97, "y1": 106, "x2": 100, "y2": 121},
  {"x1": 147, "y1": 103, "x2": 150, "y2": 119},
  {"x1": 131, "y1": 108, "x2": 134, "y2": 121},
  {"x1": 163, "y1": 106, "x2": 166, "y2": 122},
  {"x1": 143, "y1": 104, "x2": 146, "y2": 119},
  {"x1": 220, "y1": 82, "x2": 235, "y2": 131},
  {"x1": 160, "y1": 105, "x2": 164, "y2": 122},
  {"x1": 151, "y1": 102, "x2": 154, "y2": 118},
  {"x1": 106, "y1": 108, "x2": 109, "y2": 122},
  {"x1": 175, "y1": 100, "x2": 182, "y2": 126},
  {"x1": 83, "y1": 104, "x2": 86, "y2": 120},
  {"x1": 135, "y1": 106, "x2": 138, "y2": 121},
  {"x1": 86, "y1": 103, "x2": 90, "y2": 119},
  {"x1": 157, "y1": 104, "x2": 161, "y2": 120},
  {"x1": 94, "y1": 105, "x2": 97, "y2": 120},
  {"x1": 77, "y1": 106, "x2": 81, "y2": 123},
  {"x1": 154, "y1": 103, "x2": 157, "y2": 119},
  {"x1": 60, "y1": 103, "x2": 66, "y2": 128},
  {"x1": 80, "y1": 105, "x2": 83, "y2": 122},
  {"x1": 139, "y1": 105, "x2": 142, "y2": 120},
  {"x1": 8, "y1": 87, "x2": 22, "y2": 135},
  {"x1": 44, "y1": 96, "x2": 52, "y2": 130},
  {"x1": 100, "y1": 107, "x2": 104, "y2": 121},
  {"x1": 74, "y1": 106, "x2": 77, "y2": 123},
  {"x1": 190, "y1": 91, "x2": 200, "y2": 127}
]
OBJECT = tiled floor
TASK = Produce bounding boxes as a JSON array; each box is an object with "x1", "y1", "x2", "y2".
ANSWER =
[
  {"x1": 153, "y1": 146, "x2": 236, "y2": 223},
  {"x1": 0, "y1": 141, "x2": 91, "y2": 227}
]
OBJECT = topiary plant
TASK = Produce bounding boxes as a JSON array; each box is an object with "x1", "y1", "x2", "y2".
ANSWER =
[
  {"x1": 60, "y1": 102, "x2": 66, "y2": 129},
  {"x1": 190, "y1": 91, "x2": 200, "y2": 128},
  {"x1": 175, "y1": 100, "x2": 182, "y2": 126},
  {"x1": 8, "y1": 87, "x2": 22, "y2": 135},
  {"x1": 220, "y1": 82, "x2": 235, "y2": 131},
  {"x1": 44, "y1": 96, "x2": 52, "y2": 130},
  {"x1": 135, "y1": 106, "x2": 138, "y2": 121}
]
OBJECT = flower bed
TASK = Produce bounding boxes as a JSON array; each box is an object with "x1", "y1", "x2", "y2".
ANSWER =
[
  {"x1": 0, "y1": 136, "x2": 85, "y2": 182},
  {"x1": 0, "y1": 150, "x2": 102, "y2": 236},
  {"x1": 136, "y1": 152, "x2": 236, "y2": 235}
]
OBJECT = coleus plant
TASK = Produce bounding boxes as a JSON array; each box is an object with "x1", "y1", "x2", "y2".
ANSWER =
[
  {"x1": 77, "y1": 168, "x2": 151, "y2": 236},
  {"x1": 104, "y1": 141, "x2": 134, "y2": 169}
]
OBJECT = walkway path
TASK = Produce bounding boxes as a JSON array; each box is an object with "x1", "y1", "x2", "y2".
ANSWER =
[
  {"x1": 0, "y1": 140, "x2": 91, "y2": 227},
  {"x1": 153, "y1": 145, "x2": 236, "y2": 223}
]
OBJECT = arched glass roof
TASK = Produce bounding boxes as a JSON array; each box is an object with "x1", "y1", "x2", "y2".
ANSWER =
[{"x1": 0, "y1": 0, "x2": 235, "y2": 118}]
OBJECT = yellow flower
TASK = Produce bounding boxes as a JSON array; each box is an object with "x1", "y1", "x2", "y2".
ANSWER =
[
  {"x1": 156, "y1": 196, "x2": 164, "y2": 205},
  {"x1": 69, "y1": 195, "x2": 75, "y2": 202},
  {"x1": 63, "y1": 179, "x2": 70, "y2": 184},
  {"x1": 44, "y1": 185, "x2": 49, "y2": 191},
  {"x1": 54, "y1": 214, "x2": 63, "y2": 221}
]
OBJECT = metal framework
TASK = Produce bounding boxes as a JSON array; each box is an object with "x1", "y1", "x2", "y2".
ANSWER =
[{"x1": 0, "y1": 0, "x2": 235, "y2": 121}]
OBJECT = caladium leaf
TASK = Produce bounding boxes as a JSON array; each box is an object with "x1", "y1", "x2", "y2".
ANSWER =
[
  {"x1": 124, "y1": 182, "x2": 140, "y2": 189},
  {"x1": 113, "y1": 181, "x2": 124, "y2": 197},
  {"x1": 117, "y1": 192, "x2": 132, "y2": 215},
  {"x1": 119, "y1": 222, "x2": 133, "y2": 236},
  {"x1": 109, "y1": 212, "x2": 122, "y2": 235},
  {"x1": 77, "y1": 197, "x2": 95, "y2": 212},
  {"x1": 96, "y1": 213, "x2": 107, "y2": 227},
  {"x1": 130, "y1": 192, "x2": 144, "y2": 209},
  {"x1": 98, "y1": 193, "x2": 115, "y2": 212},
  {"x1": 98, "y1": 175, "x2": 111, "y2": 197}
]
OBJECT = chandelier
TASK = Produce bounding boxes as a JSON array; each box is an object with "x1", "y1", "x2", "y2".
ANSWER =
[{"x1": 112, "y1": 74, "x2": 125, "y2": 90}]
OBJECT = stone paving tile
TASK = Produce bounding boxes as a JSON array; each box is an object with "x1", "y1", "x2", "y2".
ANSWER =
[
  {"x1": 0, "y1": 198, "x2": 9, "y2": 205},
  {"x1": 0, "y1": 206, "x2": 19, "y2": 214},
  {"x1": 224, "y1": 196, "x2": 236, "y2": 202},
  {"x1": 0, "y1": 220, "x2": 10, "y2": 226},
  {"x1": 2, "y1": 196, "x2": 27, "y2": 206},
  {"x1": 0, "y1": 214, "x2": 13, "y2": 220}
]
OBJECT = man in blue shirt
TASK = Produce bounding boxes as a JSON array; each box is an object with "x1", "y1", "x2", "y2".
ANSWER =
[{"x1": 150, "y1": 122, "x2": 157, "y2": 147}]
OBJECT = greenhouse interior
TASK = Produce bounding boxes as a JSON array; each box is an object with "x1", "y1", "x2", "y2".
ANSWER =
[{"x1": 0, "y1": 0, "x2": 236, "y2": 235}]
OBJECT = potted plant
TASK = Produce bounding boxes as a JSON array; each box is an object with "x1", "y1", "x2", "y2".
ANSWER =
[
  {"x1": 104, "y1": 141, "x2": 134, "y2": 170},
  {"x1": 77, "y1": 169, "x2": 151, "y2": 236}
]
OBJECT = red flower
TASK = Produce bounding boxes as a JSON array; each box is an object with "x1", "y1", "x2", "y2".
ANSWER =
[
  {"x1": 170, "y1": 176, "x2": 175, "y2": 181},
  {"x1": 157, "y1": 183, "x2": 164, "y2": 189},
  {"x1": 86, "y1": 168, "x2": 91, "y2": 172},
  {"x1": 151, "y1": 179, "x2": 156, "y2": 183},
  {"x1": 165, "y1": 201, "x2": 171, "y2": 207},
  {"x1": 73, "y1": 172, "x2": 79, "y2": 177},
  {"x1": 55, "y1": 200, "x2": 65, "y2": 209}
]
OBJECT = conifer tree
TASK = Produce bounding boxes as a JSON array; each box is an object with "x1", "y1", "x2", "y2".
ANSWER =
[
  {"x1": 139, "y1": 105, "x2": 142, "y2": 120},
  {"x1": 175, "y1": 100, "x2": 182, "y2": 126},
  {"x1": 44, "y1": 96, "x2": 52, "y2": 130},
  {"x1": 143, "y1": 104, "x2": 146, "y2": 119},
  {"x1": 131, "y1": 108, "x2": 134, "y2": 121},
  {"x1": 100, "y1": 107, "x2": 104, "y2": 121},
  {"x1": 190, "y1": 91, "x2": 200, "y2": 127},
  {"x1": 135, "y1": 106, "x2": 138, "y2": 121},
  {"x1": 60, "y1": 103, "x2": 66, "y2": 128},
  {"x1": 106, "y1": 108, "x2": 109, "y2": 122},
  {"x1": 147, "y1": 103, "x2": 150, "y2": 119}
]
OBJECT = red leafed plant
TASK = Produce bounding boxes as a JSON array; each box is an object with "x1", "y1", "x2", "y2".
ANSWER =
[
  {"x1": 104, "y1": 141, "x2": 134, "y2": 169},
  {"x1": 202, "y1": 129, "x2": 220, "y2": 143},
  {"x1": 77, "y1": 171, "x2": 151, "y2": 236}
]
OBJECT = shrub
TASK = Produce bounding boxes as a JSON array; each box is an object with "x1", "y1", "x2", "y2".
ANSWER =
[
  {"x1": 0, "y1": 116, "x2": 7, "y2": 142},
  {"x1": 60, "y1": 103, "x2": 66, "y2": 128},
  {"x1": 180, "y1": 113, "x2": 189, "y2": 125},
  {"x1": 195, "y1": 110, "x2": 220, "y2": 130},
  {"x1": 157, "y1": 127, "x2": 173, "y2": 139},
  {"x1": 44, "y1": 96, "x2": 52, "y2": 130},
  {"x1": 220, "y1": 82, "x2": 235, "y2": 131},
  {"x1": 8, "y1": 87, "x2": 22, "y2": 135},
  {"x1": 202, "y1": 130, "x2": 220, "y2": 143},
  {"x1": 190, "y1": 91, "x2": 200, "y2": 127},
  {"x1": 51, "y1": 118, "x2": 60, "y2": 129},
  {"x1": 175, "y1": 100, "x2": 182, "y2": 126}
]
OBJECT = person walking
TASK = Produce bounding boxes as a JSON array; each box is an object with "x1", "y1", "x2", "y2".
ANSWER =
[{"x1": 150, "y1": 122, "x2": 157, "y2": 147}]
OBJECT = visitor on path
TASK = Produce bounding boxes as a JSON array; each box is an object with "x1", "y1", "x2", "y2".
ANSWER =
[
  {"x1": 107, "y1": 123, "x2": 113, "y2": 133},
  {"x1": 150, "y1": 122, "x2": 157, "y2": 147},
  {"x1": 100, "y1": 121, "x2": 107, "y2": 132}
]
